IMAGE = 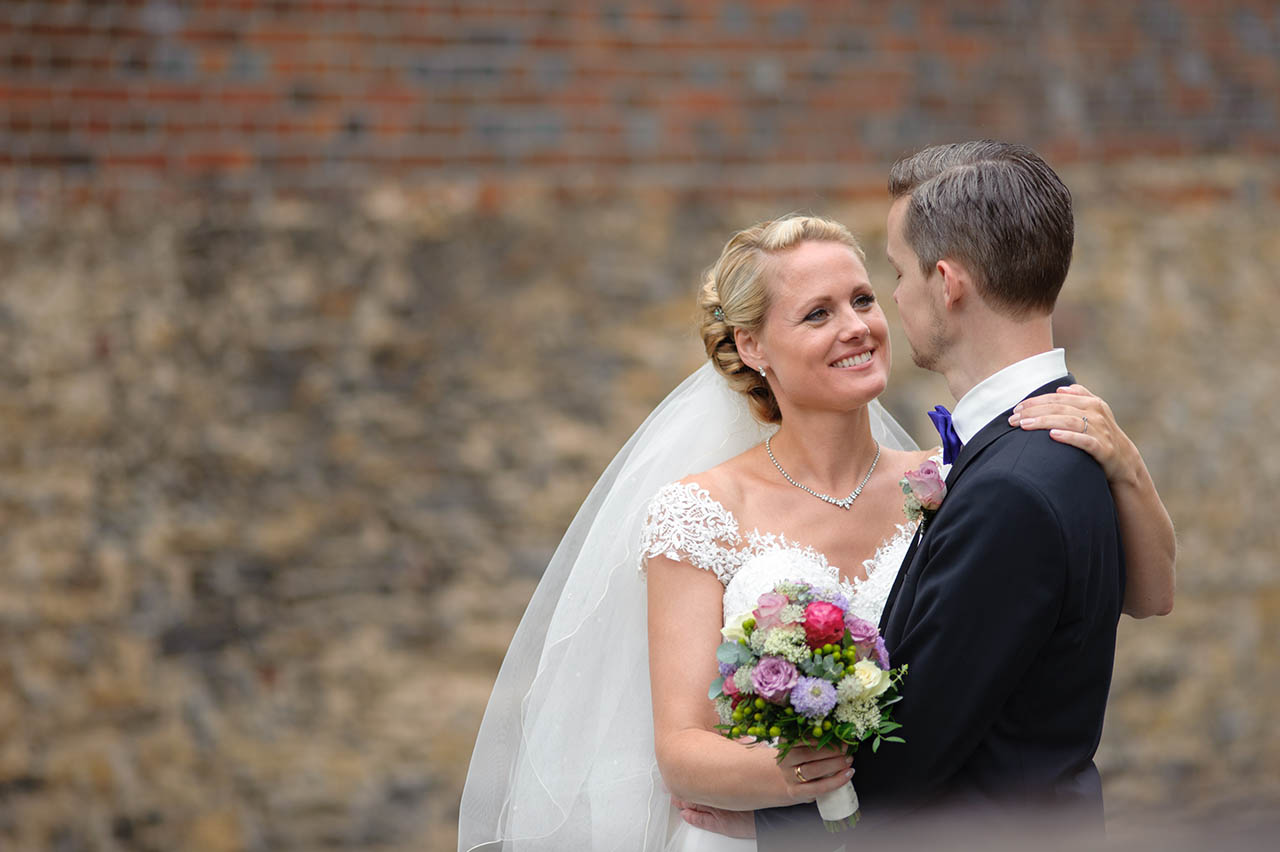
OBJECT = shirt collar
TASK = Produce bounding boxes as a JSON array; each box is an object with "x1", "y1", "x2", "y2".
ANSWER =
[{"x1": 950, "y1": 349, "x2": 1069, "y2": 444}]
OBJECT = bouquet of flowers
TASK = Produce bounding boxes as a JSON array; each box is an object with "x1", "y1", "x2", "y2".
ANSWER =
[{"x1": 710, "y1": 581, "x2": 908, "y2": 831}]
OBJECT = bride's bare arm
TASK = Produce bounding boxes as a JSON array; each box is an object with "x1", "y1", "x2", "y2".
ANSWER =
[
  {"x1": 1011, "y1": 384, "x2": 1176, "y2": 618},
  {"x1": 646, "y1": 554, "x2": 853, "y2": 811}
]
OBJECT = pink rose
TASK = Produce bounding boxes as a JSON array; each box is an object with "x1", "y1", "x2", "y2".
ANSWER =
[
  {"x1": 903, "y1": 459, "x2": 947, "y2": 510},
  {"x1": 753, "y1": 592, "x2": 790, "y2": 631},
  {"x1": 844, "y1": 615, "x2": 880, "y2": 646},
  {"x1": 751, "y1": 657, "x2": 799, "y2": 704},
  {"x1": 722, "y1": 674, "x2": 740, "y2": 698},
  {"x1": 802, "y1": 601, "x2": 846, "y2": 649}
]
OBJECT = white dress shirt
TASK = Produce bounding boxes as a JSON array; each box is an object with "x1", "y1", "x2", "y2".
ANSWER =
[{"x1": 950, "y1": 349, "x2": 1069, "y2": 444}]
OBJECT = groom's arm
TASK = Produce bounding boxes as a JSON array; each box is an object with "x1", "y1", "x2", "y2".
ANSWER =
[{"x1": 853, "y1": 466, "x2": 1069, "y2": 806}]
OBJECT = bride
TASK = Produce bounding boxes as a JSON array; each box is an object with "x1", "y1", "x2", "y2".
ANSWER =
[{"x1": 457, "y1": 215, "x2": 1174, "y2": 852}]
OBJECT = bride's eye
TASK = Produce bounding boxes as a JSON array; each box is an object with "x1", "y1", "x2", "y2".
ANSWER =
[
  {"x1": 805, "y1": 307, "x2": 830, "y2": 322},
  {"x1": 854, "y1": 293, "x2": 876, "y2": 309}
]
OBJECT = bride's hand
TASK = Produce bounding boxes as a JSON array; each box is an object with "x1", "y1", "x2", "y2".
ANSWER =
[
  {"x1": 776, "y1": 746, "x2": 855, "y2": 803},
  {"x1": 671, "y1": 796, "x2": 757, "y2": 838},
  {"x1": 1008, "y1": 384, "x2": 1140, "y2": 486}
]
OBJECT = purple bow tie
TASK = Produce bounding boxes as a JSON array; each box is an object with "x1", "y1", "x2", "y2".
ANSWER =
[{"x1": 928, "y1": 405, "x2": 963, "y2": 465}]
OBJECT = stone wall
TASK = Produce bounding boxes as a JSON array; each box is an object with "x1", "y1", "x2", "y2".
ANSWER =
[{"x1": 1, "y1": 157, "x2": 1278, "y2": 850}]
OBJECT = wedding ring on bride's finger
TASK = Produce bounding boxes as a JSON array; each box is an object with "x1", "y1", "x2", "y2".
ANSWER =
[
  {"x1": 1082, "y1": 415, "x2": 1088, "y2": 434},
  {"x1": 794, "y1": 766, "x2": 808, "y2": 784}
]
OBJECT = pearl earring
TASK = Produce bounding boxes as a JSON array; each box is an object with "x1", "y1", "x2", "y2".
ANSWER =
[{"x1": 758, "y1": 366, "x2": 767, "y2": 378}]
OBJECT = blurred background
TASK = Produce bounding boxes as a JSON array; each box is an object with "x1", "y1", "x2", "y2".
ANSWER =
[{"x1": 1, "y1": 1, "x2": 1278, "y2": 850}]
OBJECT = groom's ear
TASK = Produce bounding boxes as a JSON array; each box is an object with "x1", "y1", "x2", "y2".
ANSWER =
[
  {"x1": 935, "y1": 258, "x2": 973, "y2": 311},
  {"x1": 734, "y1": 327, "x2": 765, "y2": 370}
]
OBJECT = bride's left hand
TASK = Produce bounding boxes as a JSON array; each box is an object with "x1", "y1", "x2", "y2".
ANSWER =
[
  {"x1": 670, "y1": 796, "x2": 756, "y2": 838},
  {"x1": 1008, "y1": 384, "x2": 1139, "y2": 486}
]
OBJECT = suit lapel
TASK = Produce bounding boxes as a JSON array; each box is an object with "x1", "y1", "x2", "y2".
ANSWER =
[
  {"x1": 879, "y1": 374, "x2": 1076, "y2": 637},
  {"x1": 879, "y1": 524, "x2": 921, "y2": 633}
]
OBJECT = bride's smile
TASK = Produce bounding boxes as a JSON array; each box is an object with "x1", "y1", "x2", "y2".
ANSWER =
[{"x1": 830, "y1": 349, "x2": 875, "y2": 369}]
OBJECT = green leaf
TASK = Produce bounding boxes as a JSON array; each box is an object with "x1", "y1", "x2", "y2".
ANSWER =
[
  {"x1": 871, "y1": 736, "x2": 881, "y2": 753},
  {"x1": 708, "y1": 676, "x2": 725, "y2": 700},
  {"x1": 883, "y1": 736, "x2": 905, "y2": 743},
  {"x1": 716, "y1": 642, "x2": 753, "y2": 666}
]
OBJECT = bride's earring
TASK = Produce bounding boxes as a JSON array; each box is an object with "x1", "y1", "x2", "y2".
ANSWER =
[{"x1": 758, "y1": 366, "x2": 767, "y2": 378}]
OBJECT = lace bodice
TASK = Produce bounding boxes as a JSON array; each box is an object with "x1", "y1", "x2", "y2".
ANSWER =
[{"x1": 641, "y1": 481, "x2": 917, "y2": 625}]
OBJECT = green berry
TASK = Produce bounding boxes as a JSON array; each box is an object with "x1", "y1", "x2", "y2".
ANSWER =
[
  {"x1": 812, "y1": 725, "x2": 824, "y2": 738},
  {"x1": 769, "y1": 726, "x2": 781, "y2": 738},
  {"x1": 823, "y1": 720, "x2": 832, "y2": 731},
  {"x1": 731, "y1": 726, "x2": 742, "y2": 737},
  {"x1": 755, "y1": 698, "x2": 766, "y2": 710}
]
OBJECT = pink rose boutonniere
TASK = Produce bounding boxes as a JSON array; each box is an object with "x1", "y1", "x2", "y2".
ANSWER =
[{"x1": 901, "y1": 458, "x2": 948, "y2": 525}]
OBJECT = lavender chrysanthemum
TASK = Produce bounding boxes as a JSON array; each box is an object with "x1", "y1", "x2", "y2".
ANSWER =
[
  {"x1": 811, "y1": 586, "x2": 849, "y2": 611},
  {"x1": 873, "y1": 636, "x2": 890, "y2": 669},
  {"x1": 790, "y1": 676, "x2": 838, "y2": 720},
  {"x1": 719, "y1": 661, "x2": 738, "y2": 678}
]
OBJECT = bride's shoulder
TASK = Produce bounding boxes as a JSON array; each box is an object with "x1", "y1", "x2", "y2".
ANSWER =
[
  {"x1": 669, "y1": 444, "x2": 759, "y2": 509},
  {"x1": 644, "y1": 443, "x2": 761, "y2": 524}
]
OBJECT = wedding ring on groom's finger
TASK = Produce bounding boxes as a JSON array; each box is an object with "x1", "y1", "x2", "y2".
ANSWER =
[
  {"x1": 1082, "y1": 415, "x2": 1088, "y2": 434},
  {"x1": 794, "y1": 766, "x2": 808, "y2": 783}
]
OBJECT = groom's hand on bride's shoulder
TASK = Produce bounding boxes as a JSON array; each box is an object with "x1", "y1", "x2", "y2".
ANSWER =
[{"x1": 670, "y1": 796, "x2": 757, "y2": 838}]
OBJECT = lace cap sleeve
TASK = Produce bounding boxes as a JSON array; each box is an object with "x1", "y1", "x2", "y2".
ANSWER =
[{"x1": 639, "y1": 481, "x2": 743, "y2": 584}]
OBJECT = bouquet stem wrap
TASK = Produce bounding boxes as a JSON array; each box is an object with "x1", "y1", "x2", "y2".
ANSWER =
[{"x1": 816, "y1": 781, "x2": 860, "y2": 831}]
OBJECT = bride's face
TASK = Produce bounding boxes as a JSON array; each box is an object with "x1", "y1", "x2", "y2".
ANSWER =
[{"x1": 738, "y1": 240, "x2": 891, "y2": 414}]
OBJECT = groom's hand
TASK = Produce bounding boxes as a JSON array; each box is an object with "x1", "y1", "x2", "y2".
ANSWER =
[{"x1": 670, "y1": 796, "x2": 757, "y2": 838}]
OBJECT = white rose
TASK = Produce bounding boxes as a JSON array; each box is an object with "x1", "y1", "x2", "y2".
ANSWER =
[
  {"x1": 852, "y1": 659, "x2": 891, "y2": 699},
  {"x1": 721, "y1": 611, "x2": 752, "y2": 644}
]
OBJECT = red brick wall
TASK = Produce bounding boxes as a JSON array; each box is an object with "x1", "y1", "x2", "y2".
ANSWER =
[{"x1": 4, "y1": 0, "x2": 1279, "y2": 195}]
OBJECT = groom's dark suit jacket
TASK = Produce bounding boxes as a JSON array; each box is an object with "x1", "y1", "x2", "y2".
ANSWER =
[{"x1": 756, "y1": 377, "x2": 1125, "y2": 850}]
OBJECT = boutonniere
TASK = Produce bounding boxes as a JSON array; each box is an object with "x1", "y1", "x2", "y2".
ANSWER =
[{"x1": 901, "y1": 458, "x2": 949, "y2": 526}]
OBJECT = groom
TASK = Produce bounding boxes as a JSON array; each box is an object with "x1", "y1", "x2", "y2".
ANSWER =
[{"x1": 753, "y1": 141, "x2": 1126, "y2": 849}]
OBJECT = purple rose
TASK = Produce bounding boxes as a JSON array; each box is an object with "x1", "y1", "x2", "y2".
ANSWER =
[
  {"x1": 751, "y1": 656, "x2": 799, "y2": 704},
  {"x1": 903, "y1": 459, "x2": 947, "y2": 510},
  {"x1": 844, "y1": 615, "x2": 880, "y2": 645}
]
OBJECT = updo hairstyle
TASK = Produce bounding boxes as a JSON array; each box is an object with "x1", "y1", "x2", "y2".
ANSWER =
[{"x1": 697, "y1": 214, "x2": 866, "y2": 424}]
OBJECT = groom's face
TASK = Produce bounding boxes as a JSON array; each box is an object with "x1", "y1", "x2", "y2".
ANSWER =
[{"x1": 887, "y1": 197, "x2": 947, "y2": 371}]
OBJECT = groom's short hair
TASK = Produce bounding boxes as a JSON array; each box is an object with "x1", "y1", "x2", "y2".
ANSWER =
[{"x1": 889, "y1": 140, "x2": 1073, "y2": 317}]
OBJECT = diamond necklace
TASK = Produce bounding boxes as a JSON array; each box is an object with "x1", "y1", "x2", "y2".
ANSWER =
[{"x1": 764, "y1": 435, "x2": 880, "y2": 510}]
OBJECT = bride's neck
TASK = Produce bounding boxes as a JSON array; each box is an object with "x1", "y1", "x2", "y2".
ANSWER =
[{"x1": 767, "y1": 407, "x2": 879, "y2": 493}]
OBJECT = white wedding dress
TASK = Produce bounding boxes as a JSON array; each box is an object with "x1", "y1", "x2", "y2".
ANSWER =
[
  {"x1": 457, "y1": 365, "x2": 919, "y2": 852},
  {"x1": 641, "y1": 482, "x2": 918, "y2": 852}
]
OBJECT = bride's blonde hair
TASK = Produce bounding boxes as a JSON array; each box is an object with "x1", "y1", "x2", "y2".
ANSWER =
[{"x1": 697, "y1": 214, "x2": 866, "y2": 424}]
